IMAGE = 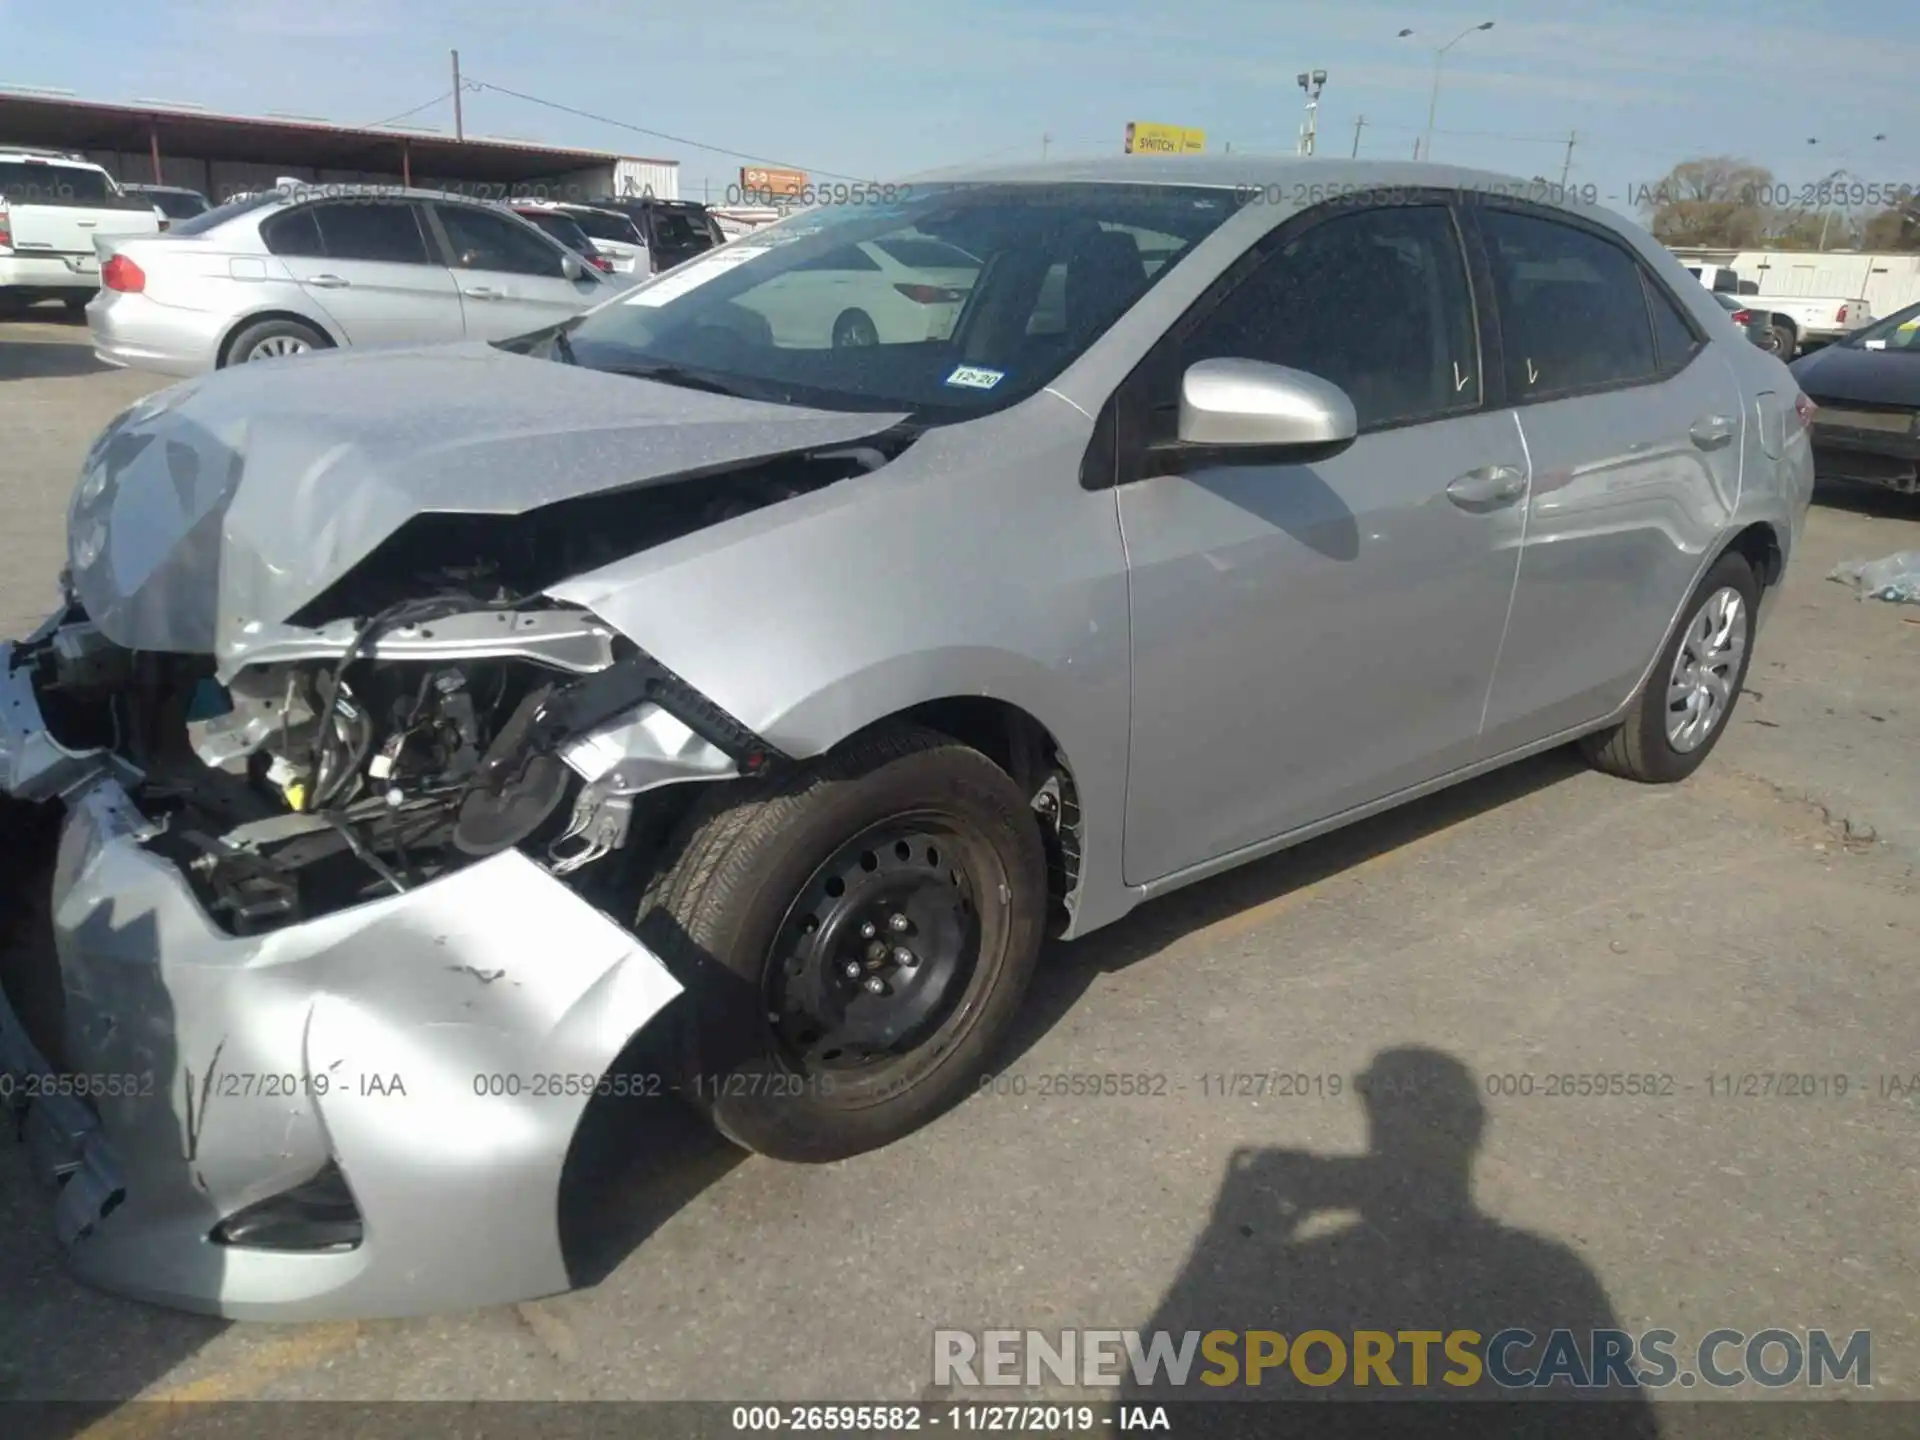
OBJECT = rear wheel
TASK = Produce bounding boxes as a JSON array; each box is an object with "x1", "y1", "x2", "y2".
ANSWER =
[
  {"x1": 636, "y1": 723, "x2": 1046, "y2": 1161},
  {"x1": 1581, "y1": 551, "x2": 1757, "y2": 784},
  {"x1": 63, "y1": 296, "x2": 90, "y2": 317},
  {"x1": 831, "y1": 308, "x2": 878, "y2": 349},
  {"x1": 1769, "y1": 323, "x2": 1795, "y2": 358},
  {"x1": 224, "y1": 317, "x2": 328, "y2": 366}
]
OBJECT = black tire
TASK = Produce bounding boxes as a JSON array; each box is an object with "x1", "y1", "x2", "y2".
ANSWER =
[
  {"x1": 831, "y1": 308, "x2": 879, "y2": 349},
  {"x1": 1581, "y1": 551, "x2": 1759, "y2": 784},
  {"x1": 637, "y1": 723, "x2": 1047, "y2": 1162},
  {"x1": 222, "y1": 316, "x2": 329, "y2": 367},
  {"x1": 63, "y1": 296, "x2": 90, "y2": 316},
  {"x1": 1770, "y1": 323, "x2": 1795, "y2": 358}
]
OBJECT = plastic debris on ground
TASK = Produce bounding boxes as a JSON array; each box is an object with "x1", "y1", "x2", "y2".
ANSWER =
[{"x1": 1828, "y1": 551, "x2": 1920, "y2": 605}]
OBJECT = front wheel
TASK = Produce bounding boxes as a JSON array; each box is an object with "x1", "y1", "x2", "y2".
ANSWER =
[
  {"x1": 831, "y1": 308, "x2": 879, "y2": 349},
  {"x1": 1768, "y1": 324, "x2": 1795, "y2": 358},
  {"x1": 1581, "y1": 551, "x2": 1758, "y2": 784},
  {"x1": 637, "y1": 723, "x2": 1047, "y2": 1161}
]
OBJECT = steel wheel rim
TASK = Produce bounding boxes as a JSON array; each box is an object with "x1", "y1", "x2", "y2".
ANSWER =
[
  {"x1": 763, "y1": 815, "x2": 985, "y2": 1095},
  {"x1": 1665, "y1": 585, "x2": 1747, "y2": 753},
  {"x1": 833, "y1": 314, "x2": 877, "y2": 348},
  {"x1": 246, "y1": 335, "x2": 311, "y2": 361}
]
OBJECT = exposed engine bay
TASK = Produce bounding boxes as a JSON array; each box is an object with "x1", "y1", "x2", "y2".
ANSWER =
[{"x1": 20, "y1": 441, "x2": 901, "y2": 937}]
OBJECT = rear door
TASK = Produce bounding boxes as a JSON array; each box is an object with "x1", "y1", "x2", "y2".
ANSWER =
[
  {"x1": 425, "y1": 202, "x2": 606, "y2": 339},
  {"x1": 1469, "y1": 201, "x2": 1745, "y2": 754},
  {"x1": 262, "y1": 199, "x2": 464, "y2": 348}
]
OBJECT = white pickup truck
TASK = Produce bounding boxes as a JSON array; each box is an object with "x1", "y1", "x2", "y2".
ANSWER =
[
  {"x1": 1682, "y1": 263, "x2": 1873, "y2": 356},
  {"x1": 1, "y1": 148, "x2": 162, "y2": 316}
]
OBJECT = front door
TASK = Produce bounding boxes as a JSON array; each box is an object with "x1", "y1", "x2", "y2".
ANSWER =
[
  {"x1": 427, "y1": 202, "x2": 607, "y2": 341},
  {"x1": 1115, "y1": 201, "x2": 1528, "y2": 885}
]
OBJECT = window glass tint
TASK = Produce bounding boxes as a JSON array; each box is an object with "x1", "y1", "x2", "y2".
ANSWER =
[
  {"x1": 435, "y1": 204, "x2": 567, "y2": 277},
  {"x1": 312, "y1": 202, "x2": 429, "y2": 264},
  {"x1": 261, "y1": 206, "x2": 325, "y2": 257},
  {"x1": 519, "y1": 210, "x2": 593, "y2": 252},
  {"x1": 568, "y1": 209, "x2": 638, "y2": 243},
  {"x1": 1645, "y1": 275, "x2": 1701, "y2": 369},
  {"x1": 0, "y1": 160, "x2": 113, "y2": 205},
  {"x1": 1480, "y1": 209, "x2": 1656, "y2": 396},
  {"x1": 1178, "y1": 204, "x2": 1480, "y2": 431},
  {"x1": 791, "y1": 243, "x2": 883, "y2": 273},
  {"x1": 650, "y1": 210, "x2": 708, "y2": 250},
  {"x1": 168, "y1": 190, "x2": 279, "y2": 236}
]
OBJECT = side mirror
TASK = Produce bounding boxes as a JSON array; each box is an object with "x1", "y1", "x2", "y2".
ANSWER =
[
  {"x1": 1176, "y1": 358, "x2": 1358, "y2": 452},
  {"x1": 560, "y1": 251, "x2": 586, "y2": 281}
]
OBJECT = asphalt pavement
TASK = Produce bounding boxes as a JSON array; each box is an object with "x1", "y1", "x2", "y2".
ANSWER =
[{"x1": 1, "y1": 313, "x2": 1915, "y2": 1429}]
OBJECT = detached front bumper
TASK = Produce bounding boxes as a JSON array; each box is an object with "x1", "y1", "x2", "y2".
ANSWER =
[{"x1": 0, "y1": 636, "x2": 684, "y2": 1321}]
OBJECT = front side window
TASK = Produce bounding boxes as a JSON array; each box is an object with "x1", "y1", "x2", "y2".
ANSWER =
[
  {"x1": 434, "y1": 204, "x2": 568, "y2": 278},
  {"x1": 1171, "y1": 203, "x2": 1481, "y2": 432},
  {"x1": 559, "y1": 183, "x2": 1240, "y2": 419},
  {"x1": 1480, "y1": 208, "x2": 1658, "y2": 397}
]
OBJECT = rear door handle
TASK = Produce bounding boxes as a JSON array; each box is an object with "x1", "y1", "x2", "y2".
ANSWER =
[
  {"x1": 463, "y1": 286, "x2": 505, "y2": 300},
  {"x1": 306, "y1": 273, "x2": 350, "y2": 288},
  {"x1": 1690, "y1": 414, "x2": 1736, "y2": 448},
  {"x1": 1445, "y1": 464, "x2": 1528, "y2": 508}
]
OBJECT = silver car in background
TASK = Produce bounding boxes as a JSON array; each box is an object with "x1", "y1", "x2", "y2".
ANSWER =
[
  {"x1": 3, "y1": 158, "x2": 1813, "y2": 1322},
  {"x1": 86, "y1": 183, "x2": 627, "y2": 375}
]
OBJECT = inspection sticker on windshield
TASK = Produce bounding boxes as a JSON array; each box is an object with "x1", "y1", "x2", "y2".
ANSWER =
[
  {"x1": 944, "y1": 365, "x2": 1005, "y2": 391},
  {"x1": 624, "y1": 247, "x2": 769, "y2": 307}
]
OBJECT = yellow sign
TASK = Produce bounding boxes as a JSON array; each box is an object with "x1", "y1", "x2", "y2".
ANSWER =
[{"x1": 1124, "y1": 121, "x2": 1206, "y2": 155}]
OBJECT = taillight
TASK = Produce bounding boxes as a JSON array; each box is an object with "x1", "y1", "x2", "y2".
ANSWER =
[
  {"x1": 1730, "y1": 309, "x2": 1752, "y2": 325},
  {"x1": 102, "y1": 254, "x2": 145, "y2": 293},
  {"x1": 0, "y1": 200, "x2": 11, "y2": 250},
  {"x1": 590, "y1": 253, "x2": 613, "y2": 272},
  {"x1": 1836, "y1": 305, "x2": 1848, "y2": 322},
  {"x1": 894, "y1": 283, "x2": 966, "y2": 304},
  {"x1": 1794, "y1": 394, "x2": 1815, "y2": 429}
]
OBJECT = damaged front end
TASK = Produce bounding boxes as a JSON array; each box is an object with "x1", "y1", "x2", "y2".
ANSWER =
[{"x1": 0, "y1": 370, "x2": 910, "y2": 1318}]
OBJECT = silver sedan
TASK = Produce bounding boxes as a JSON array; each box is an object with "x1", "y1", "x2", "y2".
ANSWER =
[
  {"x1": 5, "y1": 156, "x2": 1813, "y2": 1321},
  {"x1": 86, "y1": 182, "x2": 630, "y2": 375}
]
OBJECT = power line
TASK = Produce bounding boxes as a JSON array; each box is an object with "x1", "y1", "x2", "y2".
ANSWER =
[
  {"x1": 463, "y1": 77, "x2": 869, "y2": 181},
  {"x1": 361, "y1": 90, "x2": 455, "y2": 131}
]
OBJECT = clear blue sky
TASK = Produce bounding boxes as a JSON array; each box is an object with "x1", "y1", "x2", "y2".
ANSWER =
[{"x1": 6, "y1": 0, "x2": 1915, "y2": 206}]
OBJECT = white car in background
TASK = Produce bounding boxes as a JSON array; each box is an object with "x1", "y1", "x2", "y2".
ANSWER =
[
  {"x1": 553, "y1": 202, "x2": 652, "y2": 275},
  {"x1": 0, "y1": 148, "x2": 161, "y2": 315},
  {"x1": 87, "y1": 182, "x2": 623, "y2": 375},
  {"x1": 733, "y1": 233, "x2": 981, "y2": 348}
]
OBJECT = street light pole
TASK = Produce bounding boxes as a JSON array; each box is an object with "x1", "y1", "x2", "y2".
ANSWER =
[
  {"x1": 1399, "y1": 22, "x2": 1493, "y2": 162},
  {"x1": 1297, "y1": 69, "x2": 1328, "y2": 156}
]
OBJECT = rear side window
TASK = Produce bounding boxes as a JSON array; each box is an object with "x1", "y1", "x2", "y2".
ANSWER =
[
  {"x1": 262, "y1": 207, "x2": 325, "y2": 257},
  {"x1": 1478, "y1": 208, "x2": 1657, "y2": 398},
  {"x1": 312, "y1": 202, "x2": 430, "y2": 264},
  {"x1": 1645, "y1": 275, "x2": 1703, "y2": 370}
]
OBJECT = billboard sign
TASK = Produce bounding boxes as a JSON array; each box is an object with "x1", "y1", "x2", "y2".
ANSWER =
[
  {"x1": 740, "y1": 165, "x2": 808, "y2": 198},
  {"x1": 1124, "y1": 122, "x2": 1206, "y2": 155}
]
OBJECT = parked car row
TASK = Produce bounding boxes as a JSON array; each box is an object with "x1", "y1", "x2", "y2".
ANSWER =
[
  {"x1": 1683, "y1": 261, "x2": 1874, "y2": 355},
  {"x1": 1, "y1": 147, "x2": 162, "y2": 314}
]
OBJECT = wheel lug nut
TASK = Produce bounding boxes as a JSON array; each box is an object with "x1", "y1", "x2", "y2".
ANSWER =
[
  {"x1": 887, "y1": 912, "x2": 911, "y2": 933},
  {"x1": 842, "y1": 961, "x2": 863, "y2": 979},
  {"x1": 860, "y1": 921, "x2": 877, "y2": 939},
  {"x1": 892, "y1": 946, "x2": 917, "y2": 968},
  {"x1": 863, "y1": 975, "x2": 887, "y2": 995}
]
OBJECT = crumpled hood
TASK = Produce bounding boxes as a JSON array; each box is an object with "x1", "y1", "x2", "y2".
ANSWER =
[{"x1": 67, "y1": 341, "x2": 907, "y2": 656}]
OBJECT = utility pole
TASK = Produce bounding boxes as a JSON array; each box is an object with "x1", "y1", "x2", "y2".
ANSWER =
[
  {"x1": 1559, "y1": 131, "x2": 1576, "y2": 190},
  {"x1": 451, "y1": 50, "x2": 463, "y2": 141},
  {"x1": 1351, "y1": 114, "x2": 1366, "y2": 157},
  {"x1": 1041, "y1": 132, "x2": 1051, "y2": 160}
]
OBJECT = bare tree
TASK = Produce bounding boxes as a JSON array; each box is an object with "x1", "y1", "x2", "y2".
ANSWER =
[{"x1": 1635, "y1": 156, "x2": 1775, "y2": 247}]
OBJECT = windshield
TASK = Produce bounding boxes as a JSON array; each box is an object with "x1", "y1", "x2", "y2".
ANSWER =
[
  {"x1": 561, "y1": 182, "x2": 1240, "y2": 418},
  {"x1": 1847, "y1": 301, "x2": 1920, "y2": 351}
]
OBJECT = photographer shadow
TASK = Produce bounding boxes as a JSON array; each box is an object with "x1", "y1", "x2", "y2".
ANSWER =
[{"x1": 1125, "y1": 1046, "x2": 1661, "y2": 1438}]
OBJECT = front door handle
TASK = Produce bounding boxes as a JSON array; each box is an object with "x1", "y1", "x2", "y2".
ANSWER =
[
  {"x1": 1445, "y1": 463, "x2": 1528, "y2": 508},
  {"x1": 1690, "y1": 414, "x2": 1736, "y2": 448},
  {"x1": 463, "y1": 286, "x2": 505, "y2": 300},
  {"x1": 306, "y1": 273, "x2": 350, "y2": 288}
]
